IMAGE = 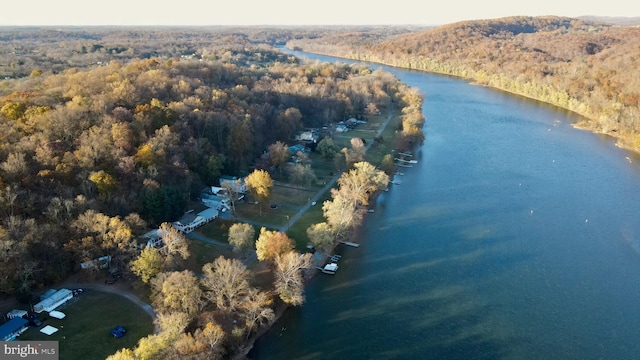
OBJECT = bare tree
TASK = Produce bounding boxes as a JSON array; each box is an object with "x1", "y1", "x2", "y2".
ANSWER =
[
  {"x1": 288, "y1": 163, "x2": 316, "y2": 189},
  {"x1": 239, "y1": 288, "x2": 275, "y2": 339},
  {"x1": 159, "y1": 222, "x2": 190, "y2": 260},
  {"x1": 201, "y1": 256, "x2": 251, "y2": 313},
  {"x1": 274, "y1": 251, "x2": 313, "y2": 306}
]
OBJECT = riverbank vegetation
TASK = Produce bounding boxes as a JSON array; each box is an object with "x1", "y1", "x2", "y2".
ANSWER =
[
  {"x1": 284, "y1": 16, "x2": 640, "y2": 151},
  {"x1": 0, "y1": 27, "x2": 424, "y2": 359}
]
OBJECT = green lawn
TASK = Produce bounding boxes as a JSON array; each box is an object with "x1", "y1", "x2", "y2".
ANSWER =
[
  {"x1": 183, "y1": 236, "x2": 235, "y2": 273},
  {"x1": 20, "y1": 290, "x2": 154, "y2": 360}
]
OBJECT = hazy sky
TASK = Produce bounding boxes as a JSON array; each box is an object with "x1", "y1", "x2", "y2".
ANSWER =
[{"x1": 2, "y1": 0, "x2": 639, "y2": 26}]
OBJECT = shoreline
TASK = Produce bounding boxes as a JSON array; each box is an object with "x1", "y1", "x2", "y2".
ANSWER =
[{"x1": 234, "y1": 189, "x2": 384, "y2": 359}]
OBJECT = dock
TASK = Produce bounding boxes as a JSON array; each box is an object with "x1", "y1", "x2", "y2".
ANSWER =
[
  {"x1": 397, "y1": 151, "x2": 413, "y2": 157},
  {"x1": 394, "y1": 158, "x2": 417, "y2": 164},
  {"x1": 339, "y1": 241, "x2": 360, "y2": 248}
]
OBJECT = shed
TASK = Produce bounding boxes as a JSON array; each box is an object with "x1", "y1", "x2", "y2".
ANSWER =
[
  {"x1": 6, "y1": 309, "x2": 27, "y2": 319},
  {"x1": 0, "y1": 317, "x2": 28, "y2": 341},
  {"x1": 40, "y1": 325, "x2": 58, "y2": 336}
]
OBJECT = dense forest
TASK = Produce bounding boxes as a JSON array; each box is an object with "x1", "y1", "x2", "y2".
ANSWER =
[
  {"x1": 0, "y1": 27, "x2": 427, "y2": 359},
  {"x1": 0, "y1": 34, "x2": 414, "y2": 291},
  {"x1": 285, "y1": 16, "x2": 640, "y2": 150}
]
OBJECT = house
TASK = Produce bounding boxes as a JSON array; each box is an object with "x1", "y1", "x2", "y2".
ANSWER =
[
  {"x1": 0, "y1": 317, "x2": 29, "y2": 341},
  {"x1": 288, "y1": 144, "x2": 307, "y2": 155},
  {"x1": 33, "y1": 288, "x2": 73, "y2": 313},
  {"x1": 335, "y1": 124, "x2": 349, "y2": 132},
  {"x1": 172, "y1": 208, "x2": 219, "y2": 233},
  {"x1": 219, "y1": 176, "x2": 246, "y2": 194},
  {"x1": 201, "y1": 193, "x2": 231, "y2": 212},
  {"x1": 294, "y1": 131, "x2": 319, "y2": 142},
  {"x1": 142, "y1": 229, "x2": 165, "y2": 249},
  {"x1": 79, "y1": 255, "x2": 111, "y2": 270}
]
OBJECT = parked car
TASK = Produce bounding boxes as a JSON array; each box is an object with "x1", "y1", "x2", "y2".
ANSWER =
[
  {"x1": 110, "y1": 325, "x2": 126, "y2": 338},
  {"x1": 27, "y1": 318, "x2": 42, "y2": 327}
]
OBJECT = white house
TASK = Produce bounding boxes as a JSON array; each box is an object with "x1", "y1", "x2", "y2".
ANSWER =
[
  {"x1": 33, "y1": 288, "x2": 73, "y2": 313},
  {"x1": 172, "y1": 208, "x2": 219, "y2": 233},
  {"x1": 219, "y1": 176, "x2": 246, "y2": 194}
]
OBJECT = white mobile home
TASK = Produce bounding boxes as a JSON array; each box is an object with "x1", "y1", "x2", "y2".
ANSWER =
[{"x1": 33, "y1": 288, "x2": 73, "y2": 313}]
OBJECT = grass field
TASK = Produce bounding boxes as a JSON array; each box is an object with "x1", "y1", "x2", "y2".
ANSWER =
[
  {"x1": 20, "y1": 290, "x2": 154, "y2": 360},
  {"x1": 183, "y1": 237, "x2": 235, "y2": 273}
]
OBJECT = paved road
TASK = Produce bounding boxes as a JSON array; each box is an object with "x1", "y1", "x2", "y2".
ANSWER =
[{"x1": 52, "y1": 281, "x2": 160, "y2": 334}]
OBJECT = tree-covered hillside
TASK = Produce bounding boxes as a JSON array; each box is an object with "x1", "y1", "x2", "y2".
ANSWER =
[{"x1": 286, "y1": 16, "x2": 640, "y2": 150}]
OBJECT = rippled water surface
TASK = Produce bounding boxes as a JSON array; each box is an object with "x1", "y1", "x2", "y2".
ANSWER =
[{"x1": 250, "y1": 51, "x2": 640, "y2": 360}]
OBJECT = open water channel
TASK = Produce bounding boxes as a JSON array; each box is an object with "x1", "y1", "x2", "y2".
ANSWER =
[{"x1": 249, "y1": 50, "x2": 640, "y2": 359}]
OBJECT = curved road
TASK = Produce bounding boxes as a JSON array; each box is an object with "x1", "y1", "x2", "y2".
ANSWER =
[{"x1": 64, "y1": 282, "x2": 159, "y2": 333}]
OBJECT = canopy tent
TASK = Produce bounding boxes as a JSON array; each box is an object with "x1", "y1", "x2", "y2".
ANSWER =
[
  {"x1": 40, "y1": 325, "x2": 58, "y2": 335},
  {"x1": 49, "y1": 310, "x2": 66, "y2": 319}
]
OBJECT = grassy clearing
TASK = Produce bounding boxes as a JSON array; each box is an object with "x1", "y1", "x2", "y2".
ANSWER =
[
  {"x1": 20, "y1": 290, "x2": 153, "y2": 360},
  {"x1": 183, "y1": 237, "x2": 234, "y2": 273}
]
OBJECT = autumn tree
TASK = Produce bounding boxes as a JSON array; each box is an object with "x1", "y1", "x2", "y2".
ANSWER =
[
  {"x1": 245, "y1": 169, "x2": 273, "y2": 216},
  {"x1": 255, "y1": 227, "x2": 294, "y2": 262},
  {"x1": 130, "y1": 246, "x2": 166, "y2": 283},
  {"x1": 227, "y1": 222, "x2": 255, "y2": 253},
  {"x1": 306, "y1": 222, "x2": 336, "y2": 253},
  {"x1": 151, "y1": 270, "x2": 205, "y2": 318},
  {"x1": 268, "y1": 141, "x2": 290, "y2": 173},
  {"x1": 322, "y1": 194, "x2": 364, "y2": 239},
  {"x1": 341, "y1": 137, "x2": 366, "y2": 168},
  {"x1": 273, "y1": 251, "x2": 313, "y2": 306},
  {"x1": 88, "y1": 170, "x2": 117, "y2": 200},
  {"x1": 336, "y1": 161, "x2": 389, "y2": 206},
  {"x1": 69, "y1": 210, "x2": 136, "y2": 263},
  {"x1": 201, "y1": 256, "x2": 251, "y2": 313}
]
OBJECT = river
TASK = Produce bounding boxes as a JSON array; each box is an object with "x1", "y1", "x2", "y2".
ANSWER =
[{"x1": 249, "y1": 50, "x2": 640, "y2": 359}]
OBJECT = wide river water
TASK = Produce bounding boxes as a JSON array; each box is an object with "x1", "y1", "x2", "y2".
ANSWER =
[{"x1": 249, "y1": 50, "x2": 640, "y2": 359}]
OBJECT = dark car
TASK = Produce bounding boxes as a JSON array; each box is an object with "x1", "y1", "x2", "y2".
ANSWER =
[
  {"x1": 111, "y1": 325, "x2": 126, "y2": 338},
  {"x1": 27, "y1": 318, "x2": 42, "y2": 327}
]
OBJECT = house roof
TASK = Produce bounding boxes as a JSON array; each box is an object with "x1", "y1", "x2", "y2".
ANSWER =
[{"x1": 0, "y1": 317, "x2": 28, "y2": 339}]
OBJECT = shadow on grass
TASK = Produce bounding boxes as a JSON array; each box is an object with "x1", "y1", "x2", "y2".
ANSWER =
[{"x1": 20, "y1": 289, "x2": 154, "y2": 360}]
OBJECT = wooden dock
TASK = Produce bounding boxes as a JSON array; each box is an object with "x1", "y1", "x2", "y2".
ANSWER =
[
  {"x1": 394, "y1": 158, "x2": 417, "y2": 164},
  {"x1": 339, "y1": 241, "x2": 360, "y2": 248}
]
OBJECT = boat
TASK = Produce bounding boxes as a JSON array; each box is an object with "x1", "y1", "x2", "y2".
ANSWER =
[{"x1": 317, "y1": 263, "x2": 338, "y2": 274}]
